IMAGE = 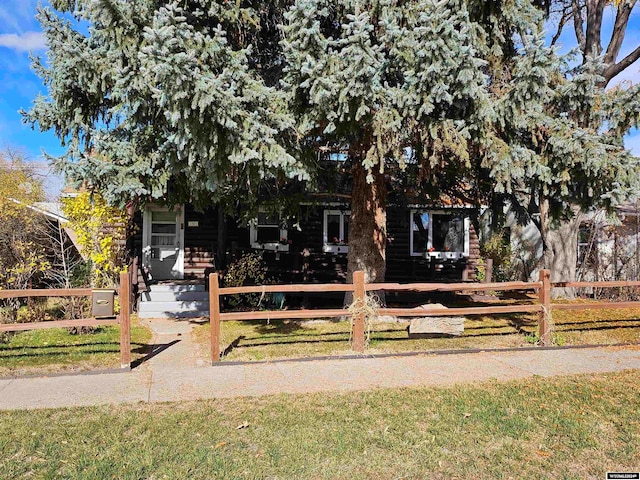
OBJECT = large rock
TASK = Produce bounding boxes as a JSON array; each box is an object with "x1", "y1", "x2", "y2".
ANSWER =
[{"x1": 408, "y1": 304, "x2": 465, "y2": 338}]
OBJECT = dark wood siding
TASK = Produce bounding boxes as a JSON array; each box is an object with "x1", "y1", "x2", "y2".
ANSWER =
[
  {"x1": 133, "y1": 203, "x2": 480, "y2": 282},
  {"x1": 386, "y1": 207, "x2": 478, "y2": 283}
]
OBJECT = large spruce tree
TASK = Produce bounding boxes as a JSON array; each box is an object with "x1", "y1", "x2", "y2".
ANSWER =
[
  {"x1": 25, "y1": 0, "x2": 639, "y2": 290},
  {"x1": 282, "y1": 0, "x2": 494, "y2": 283},
  {"x1": 23, "y1": 0, "x2": 307, "y2": 209}
]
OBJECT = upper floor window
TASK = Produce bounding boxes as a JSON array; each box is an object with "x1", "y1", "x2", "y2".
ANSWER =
[
  {"x1": 410, "y1": 210, "x2": 469, "y2": 259},
  {"x1": 323, "y1": 210, "x2": 350, "y2": 253},
  {"x1": 250, "y1": 212, "x2": 289, "y2": 251}
]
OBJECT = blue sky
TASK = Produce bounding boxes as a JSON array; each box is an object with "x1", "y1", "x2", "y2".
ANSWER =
[{"x1": 0, "y1": 1, "x2": 639, "y2": 198}]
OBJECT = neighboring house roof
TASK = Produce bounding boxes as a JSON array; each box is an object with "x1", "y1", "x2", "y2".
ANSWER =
[
  {"x1": 9, "y1": 198, "x2": 83, "y2": 257},
  {"x1": 31, "y1": 202, "x2": 68, "y2": 223}
]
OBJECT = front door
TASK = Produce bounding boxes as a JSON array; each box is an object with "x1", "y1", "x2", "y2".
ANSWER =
[{"x1": 143, "y1": 206, "x2": 184, "y2": 280}]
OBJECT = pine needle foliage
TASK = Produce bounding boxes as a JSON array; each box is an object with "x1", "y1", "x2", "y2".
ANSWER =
[{"x1": 23, "y1": 0, "x2": 308, "y2": 209}]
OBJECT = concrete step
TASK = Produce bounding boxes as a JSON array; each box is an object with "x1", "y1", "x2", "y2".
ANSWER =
[
  {"x1": 139, "y1": 300, "x2": 209, "y2": 311},
  {"x1": 147, "y1": 284, "x2": 206, "y2": 292},
  {"x1": 137, "y1": 284, "x2": 209, "y2": 318},
  {"x1": 138, "y1": 309, "x2": 209, "y2": 319},
  {"x1": 142, "y1": 291, "x2": 209, "y2": 302},
  {"x1": 138, "y1": 301, "x2": 209, "y2": 321}
]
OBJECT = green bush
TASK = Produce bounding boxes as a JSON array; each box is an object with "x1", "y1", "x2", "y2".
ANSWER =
[{"x1": 480, "y1": 234, "x2": 513, "y2": 282}]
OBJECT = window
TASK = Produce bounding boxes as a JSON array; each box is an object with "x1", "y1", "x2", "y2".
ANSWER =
[
  {"x1": 323, "y1": 210, "x2": 350, "y2": 253},
  {"x1": 150, "y1": 210, "x2": 178, "y2": 258},
  {"x1": 577, "y1": 223, "x2": 594, "y2": 266},
  {"x1": 250, "y1": 212, "x2": 289, "y2": 251},
  {"x1": 410, "y1": 210, "x2": 469, "y2": 258}
]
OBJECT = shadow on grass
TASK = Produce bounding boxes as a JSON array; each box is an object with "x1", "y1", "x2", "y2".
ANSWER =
[
  {"x1": 553, "y1": 317, "x2": 640, "y2": 327},
  {"x1": 222, "y1": 336, "x2": 245, "y2": 357},
  {"x1": 0, "y1": 348, "x2": 120, "y2": 359},
  {"x1": 0, "y1": 342, "x2": 150, "y2": 359},
  {"x1": 0, "y1": 341, "x2": 127, "y2": 351},
  {"x1": 554, "y1": 323, "x2": 640, "y2": 333},
  {"x1": 232, "y1": 336, "x2": 350, "y2": 349}
]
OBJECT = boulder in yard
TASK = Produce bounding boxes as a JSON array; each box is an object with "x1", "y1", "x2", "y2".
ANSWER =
[{"x1": 408, "y1": 304, "x2": 465, "y2": 338}]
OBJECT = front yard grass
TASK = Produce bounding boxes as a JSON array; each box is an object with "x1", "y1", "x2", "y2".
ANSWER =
[
  {"x1": 0, "y1": 317, "x2": 152, "y2": 376},
  {"x1": 193, "y1": 298, "x2": 640, "y2": 361},
  {"x1": 1, "y1": 369, "x2": 638, "y2": 479}
]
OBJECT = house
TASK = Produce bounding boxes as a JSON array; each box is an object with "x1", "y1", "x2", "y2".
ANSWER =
[
  {"x1": 129, "y1": 157, "x2": 483, "y2": 317},
  {"x1": 132, "y1": 202, "x2": 482, "y2": 284},
  {"x1": 503, "y1": 203, "x2": 640, "y2": 284},
  {"x1": 576, "y1": 204, "x2": 640, "y2": 282}
]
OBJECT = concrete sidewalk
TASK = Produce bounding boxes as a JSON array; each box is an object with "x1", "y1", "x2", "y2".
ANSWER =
[
  {"x1": 1, "y1": 343, "x2": 639, "y2": 410},
  {"x1": 2, "y1": 318, "x2": 640, "y2": 410}
]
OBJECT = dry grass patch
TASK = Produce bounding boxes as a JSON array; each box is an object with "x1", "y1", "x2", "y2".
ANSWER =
[
  {"x1": 193, "y1": 298, "x2": 640, "y2": 361},
  {"x1": 0, "y1": 316, "x2": 152, "y2": 376},
  {"x1": 1, "y1": 370, "x2": 638, "y2": 479}
]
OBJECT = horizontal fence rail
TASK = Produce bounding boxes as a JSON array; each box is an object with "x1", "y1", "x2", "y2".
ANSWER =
[
  {"x1": 0, "y1": 318, "x2": 120, "y2": 332},
  {"x1": 0, "y1": 288, "x2": 93, "y2": 299},
  {"x1": 0, "y1": 272, "x2": 131, "y2": 368},
  {"x1": 218, "y1": 284, "x2": 355, "y2": 295},
  {"x1": 366, "y1": 281, "x2": 541, "y2": 293},
  {"x1": 378, "y1": 304, "x2": 543, "y2": 317},
  {"x1": 552, "y1": 280, "x2": 640, "y2": 288},
  {"x1": 208, "y1": 269, "x2": 640, "y2": 363},
  {"x1": 220, "y1": 309, "x2": 350, "y2": 322}
]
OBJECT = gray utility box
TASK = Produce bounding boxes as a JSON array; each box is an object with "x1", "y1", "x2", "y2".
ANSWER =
[{"x1": 92, "y1": 289, "x2": 115, "y2": 318}]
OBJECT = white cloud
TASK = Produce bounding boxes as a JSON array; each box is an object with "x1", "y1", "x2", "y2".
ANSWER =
[{"x1": 0, "y1": 31, "x2": 46, "y2": 52}]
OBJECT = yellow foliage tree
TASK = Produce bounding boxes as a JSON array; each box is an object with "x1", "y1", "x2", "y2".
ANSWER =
[
  {"x1": 0, "y1": 150, "x2": 50, "y2": 292},
  {"x1": 62, "y1": 192, "x2": 128, "y2": 288}
]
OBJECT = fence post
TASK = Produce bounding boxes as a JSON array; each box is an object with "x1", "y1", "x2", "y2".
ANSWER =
[
  {"x1": 119, "y1": 271, "x2": 131, "y2": 369},
  {"x1": 538, "y1": 269, "x2": 551, "y2": 346},
  {"x1": 352, "y1": 270, "x2": 366, "y2": 353},
  {"x1": 210, "y1": 273, "x2": 221, "y2": 363}
]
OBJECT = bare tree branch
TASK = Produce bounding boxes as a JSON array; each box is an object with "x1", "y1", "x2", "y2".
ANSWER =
[
  {"x1": 603, "y1": 0, "x2": 637, "y2": 67},
  {"x1": 604, "y1": 44, "x2": 640, "y2": 84},
  {"x1": 571, "y1": 0, "x2": 587, "y2": 51},
  {"x1": 584, "y1": 0, "x2": 605, "y2": 56},
  {"x1": 551, "y1": 6, "x2": 572, "y2": 47}
]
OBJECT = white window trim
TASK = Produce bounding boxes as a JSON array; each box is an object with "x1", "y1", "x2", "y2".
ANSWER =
[
  {"x1": 323, "y1": 209, "x2": 350, "y2": 254},
  {"x1": 250, "y1": 213, "x2": 289, "y2": 252},
  {"x1": 409, "y1": 209, "x2": 470, "y2": 259}
]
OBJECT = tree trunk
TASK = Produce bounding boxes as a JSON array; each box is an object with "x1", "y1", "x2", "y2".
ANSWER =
[
  {"x1": 539, "y1": 199, "x2": 582, "y2": 299},
  {"x1": 217, "y1": 206, "x2": 228, "y2": 271},
  {"x1": 345, "y1": 162, "x2": 387, "y2": 303}
]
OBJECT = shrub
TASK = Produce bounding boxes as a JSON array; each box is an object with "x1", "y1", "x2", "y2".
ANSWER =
[
  {"x1": 480, "y1": 234, "x2": 513, "y2": 282},
  {"x1": 222, "y1": 253, "x2": 269, "y2": 309}
]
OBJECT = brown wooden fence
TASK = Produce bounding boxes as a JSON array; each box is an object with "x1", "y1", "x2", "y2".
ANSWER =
[
  {"x1": 0, "y1": 271, "x2": 132, "y2": 369},
  {"x1": 209, "y1": 269, "x2": 640, "y2": 363}
]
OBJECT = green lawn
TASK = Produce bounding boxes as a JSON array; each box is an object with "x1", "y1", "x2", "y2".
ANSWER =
[
  {"x1": 194, "y1": 300, "x2": 640, "y2": 361},
  {"x1": 1, "y1": 370, "x2": 638, "y2": 479},
  {"x1": 0, "y1": 319, "x2": 152, "y2": 376}
]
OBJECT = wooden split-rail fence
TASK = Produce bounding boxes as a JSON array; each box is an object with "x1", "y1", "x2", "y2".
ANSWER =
[
  {"x1": 0, "y1": 271, "x2": 132, "y2": 369},
  {"x1": 209, "y1": 269, "x2": 640, "y2": 363},
  {"x1": 3, "y1": 270, "x2": 640, "y2": 369}
]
